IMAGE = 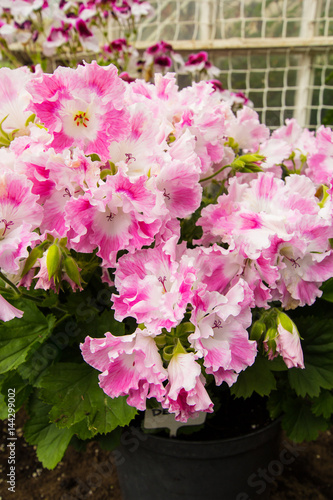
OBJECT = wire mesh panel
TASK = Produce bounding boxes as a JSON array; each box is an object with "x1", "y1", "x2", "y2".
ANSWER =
[
  {"x1": 109, "y1": 0, "x2": 333, "y2": 129},
  {"x1": 208, "y1": 47, "x2": 333, "y2": 129},
  {"x1": 134, "y1": 0, "x2": 333, "y2": 44}
]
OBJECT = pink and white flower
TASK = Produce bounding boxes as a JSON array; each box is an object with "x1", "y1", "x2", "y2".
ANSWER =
[
  {"x1": 0, "y1": 170, "x2": 43, "y2": 274},
  {"x1": 307, "y1": 126, "x2": 333, "y2": 185},
  {"x1": 0, "y1": 66, "x2": 34, "y2": 136},
  {"x1": 189, "y1": 281, "x2": 257, "y2": 386},
  {"x1": 272, "y1": 118, "x2": 316, "y2": 172},
  {"x1": 112, "y1": 238, "x2": 196, "y2": 334},
  {"x1": 162, "y1": 351, "x2": 214, "y2": 422},
  {"x1": 225, "y1": 106, "x2": 270, "y2": 151},
  {"x1": 27, "y1": 62, "x2": 130, "y2": 159},
  {"x1": 264, "y1": 312, "x2": 304, "y2": 369},
  {"x1": 66, "y1": 171, "x2": 162, "y2": 267},
  {"x1": 81, "y1": 328, "x2": 167, "y2": 411}
]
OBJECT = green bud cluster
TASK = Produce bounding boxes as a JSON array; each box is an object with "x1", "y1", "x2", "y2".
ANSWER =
[
  {"x1": 250, "y1": 308, "x2": 300, "y2": 356},
  {"x1": 22, "y1": 235, "x2": 82, "y2": 290},
  {"x1": 231, "y1": 153, "x2": 266, "y2": 173}
]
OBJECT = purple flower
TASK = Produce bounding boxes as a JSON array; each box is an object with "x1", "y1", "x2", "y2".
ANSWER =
[{"x1": 154, "y1": 55, "x2": 172, "y2": 68}]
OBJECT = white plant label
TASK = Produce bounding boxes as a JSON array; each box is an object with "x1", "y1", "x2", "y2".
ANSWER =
[{"x1": 144, "y1": 408, "x2": 207, "y2": 437}]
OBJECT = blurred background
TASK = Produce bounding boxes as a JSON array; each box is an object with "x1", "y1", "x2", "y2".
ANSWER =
[{"x1": 117, "y1": 0, "x2": 333, "y2": 129}]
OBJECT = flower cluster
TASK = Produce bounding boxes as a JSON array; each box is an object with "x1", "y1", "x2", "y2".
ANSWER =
[
  {"x1": 0, "y1": 0, "x2": 154, "y2": 64},
  {"x1": 1, "y1": 62, "x2": 333, "y2": 425},
  {"x1": 0, "y1": 0, "x2": 236, "y2": 100}
]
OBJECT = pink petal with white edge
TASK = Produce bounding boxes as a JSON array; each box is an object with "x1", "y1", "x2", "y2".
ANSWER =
[
  {"x1": 275, "y1": 323, "x2": 305, "y2": 369},
  {"x1": 27, "y1": 62, "x2": 130, "y2": 159},
  {"x1": 0, "y1": 170, "x2": 43, "y2": 273},
  {"x1": 163, "y1": 352, "x2": 214, "y2": 422},
  {"x1": 0, "y1": 66, "x2": 33, "y2": 133},
  {"x1": 0, "y1": 295, "x2": 24, "y2": 322},
  {"x1": 81, "y1": 329, "x2": 167, "y2": 411},
  {"x1": 112, "y1": 241, "x2": 196, "y2": 333}
]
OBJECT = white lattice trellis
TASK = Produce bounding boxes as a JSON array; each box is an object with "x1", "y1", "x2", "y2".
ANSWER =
[{"x1": 109, "y1": 0, "x2": 333, "y2": 129}]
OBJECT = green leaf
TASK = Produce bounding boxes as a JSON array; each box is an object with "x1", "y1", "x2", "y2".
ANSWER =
[
  {"x1": 230, "y1": 355, "x2": 277, "y2": 398},
  {"x1": 266, "y1": 390, "x2": 285, "y2": 420},
  {"x1": 71, "y1": 419, "x2": 96, "y2": 441},
  {"x1": 1, "y1": 371, "x2": 32, "y2": 411},
  {"x1": 39, "y1": 362, "x2": 137, "y2": 434},
  {"x1": 281, "y1": 398, "x2": 328, "y2": 442},
  {"x1": 0, "y1": 375, "x2": 8, "y2": 419},
  {"x1": 312, "y1": 390, "x2": 333, "y2": 419},
  {"x1": 288, "y1": 317, "x2": 333, "y2": 397},
  {"x1": 265, "y1": 355, "x2": 289, "y2": 371},
  {"x1": 320, "y1": 278, "x2": 333, "y2": 302},
  {"x1": 88, "y1": 153, "x2": 101, "y2": 162},
  {"x1": 0, "y1": 301, "x2": 55, "y2": 374},
  {"x1": 17, "y1": 340, "x2": 57, "y2": 386},
  {"x1": 24, "y1": 396, "x2": 75, "y2": 469},
  {"x1": 0, "y1": 391, "x2": 7, "y2": 419},
  {"x1": 88, "y1": 308, "x2": 125, "y2": 338},
  {"x1": 88, "y1": 391, "x2": 137, "y2": 434}
]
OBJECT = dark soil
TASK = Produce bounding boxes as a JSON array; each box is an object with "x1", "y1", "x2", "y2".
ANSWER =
[{"x1": 0, "y1": 410, "x2": 332, "y2": 500}]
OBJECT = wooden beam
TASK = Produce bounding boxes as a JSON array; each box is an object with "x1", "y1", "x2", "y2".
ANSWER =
[{"x1": 134, "y1": 36, "x2": 333, "y2": 51}]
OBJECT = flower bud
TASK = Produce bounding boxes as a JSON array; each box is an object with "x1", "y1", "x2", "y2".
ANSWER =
[
  {"x1": 21, "y1": 245, "x2": 44, "y2": 276},
  {"x1": 273, "y1": 312, "x2": 304, "y2": 369},
  {"x1": 64, "y1": 256, "x2": 81, "y2": 286},
  {"x1": 238, "y1": 153, "x2": 265, "y2": 164},
  {"x1": 250, "y1": 320, "x2": 266, "y2": 341},
  {"x1": 231, "y1": 159, "x2": 245, "y2": 169},
  {"x1": 46, "y1": 243, "x2": 61, "y2": 280},
  {"x1": 263, "y1": 326, "x2": 278, "y2": 356},
  {"x1": 277, "y1": 311, "x2": 295, "y2": 334}
]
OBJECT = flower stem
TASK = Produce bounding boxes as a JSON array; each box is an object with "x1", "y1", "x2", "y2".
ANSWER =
[
  {"x1": 0, "y1": 271, "x2": 44, "y2": 303},
  {"x1": 20, "y1": 292, "x2": 44, "y2": 303},
  {"x1": 0, "y1": 271, "x2": 20, "y2": 294},
  {"x1": 54, "y1": 314, "x2": 71, "y2": 328},
  {"x1": 199, "y1": 164, "x2": 232, "y2": 183},
  {"x1": 0, "y1": 41, "x2": 21, "y2": 68}
]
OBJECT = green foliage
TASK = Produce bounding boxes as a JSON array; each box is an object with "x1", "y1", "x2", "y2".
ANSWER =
[
  {"x1": 180, "y1": 204, "x2": 203, "y2": 246},
  {"x1": 0, "y1": 301, "x2": 55, "y2": 374},
  {"x1": 231, "y1": 355, "x2": 277, "y2": 398},
  {"x1": 24, "y1": 396, "x2": 75, "y2": 469},
  {"x1": 17, "y1": 339, "x2": 60, "y2": 386},
  {"x1": 312, "y1": 390, "x2": 333, "y2": 419},
  {"x1": 320, "y1": 278, "x2": 333, "y2": 302},
  {"x1": 89, "y1": 308, "x2": 125, "y2": 338},
  {"x1": 0, "y1": 281, "x2": 135, "y2": 469},
  {"x1": 0, "y1": 392, "x2": 7, "y2": 419},
  {"x1": 280, "y1": 398, "x2": 328, "y2": 442},
  {"x1": 265, "y1": 311, "x2": 333, "y2": 441},
  {"x1": 39, "y1": 362, "x2": 137, "y2": 433},
  {"x1": 288, "y1": 317, "x2": 333, "y2": 397},
  {"x1": 1, "y1": 371, "x2": 32, "y2": 410}
]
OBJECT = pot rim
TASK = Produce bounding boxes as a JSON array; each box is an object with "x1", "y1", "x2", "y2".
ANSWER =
[{"x1": 122, "y1": 417, "x2": 281, "y2": 459}]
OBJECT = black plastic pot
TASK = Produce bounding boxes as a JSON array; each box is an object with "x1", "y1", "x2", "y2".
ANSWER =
[{"x1": 114, "y1": 418, "x2": 281, "y2": 500}]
